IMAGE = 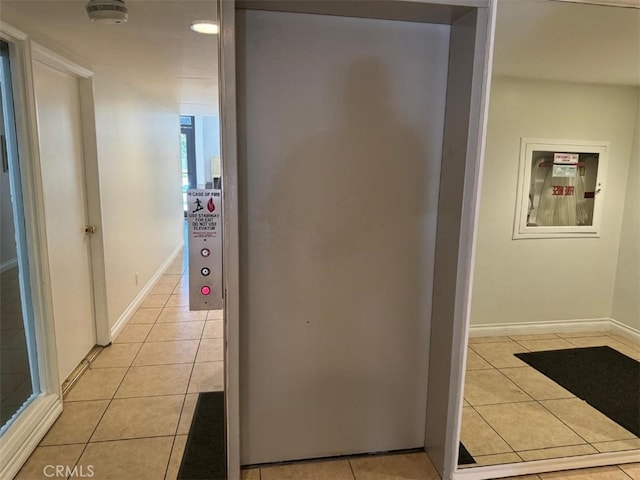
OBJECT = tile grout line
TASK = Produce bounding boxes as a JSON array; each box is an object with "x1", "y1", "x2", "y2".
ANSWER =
[
  {"x1": 163, "y1": 435, "x2": 179, "y2": 480},
  {"x1": 347, "y1": 457, "x2": 357, "y2": 480},
  {"x1": 472, "y1": 354, "x2": 599, "y2": 458},
  {"x1": 62, "y1": 277, "x2": 186, "y2": 479},
  {"x1": 526, "y1": 336, "x2": 639, "y2": 454},
  {"x1": 467, "y1": 405, "x2": 517, "y2": 458}
]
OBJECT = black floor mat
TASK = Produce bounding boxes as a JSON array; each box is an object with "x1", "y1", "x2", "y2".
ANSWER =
[
  {"x1": 458, "y1": 442, "x2": 475, "y2": 465},
  {"x1": 178, "y1": 391, "x2": 226, "y2": 480},
  {"x1": 515, "y1": 346, "x2": 640, "y2": 436}
]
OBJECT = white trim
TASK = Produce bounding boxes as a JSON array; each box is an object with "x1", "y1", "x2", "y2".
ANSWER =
[
  {"x1": 218, "y1": 0, "x2": 240, "y2": 477},
  {"x1": 16, "y1": 34, "x2": 64, "y2": 400},
  {"x1": 109, "y1": 243, "x2": 183, "y2": 341},
  {"x1": 0, "y1": 22, "x2": 27, "y2": 42},
  {"x1": 30, "y1": 43, "x2": 93, "y2": 79},
  {"x1": 609, "y1": 318, "x2": 640, "y2": 344},
  {"x1": 0, "y1": 257, "x2": 18, "y2": 273},
  {"x1": 0, "y1": 394, "x2": 62, "y2": 480},
  {"x1": 76, "y1": 75, "x2": 110, "y2": 346},
  {"x1": 29, "y1": 45, "x2": 108, "y2": 375},
  {"x1": 452, "y1": 450, "x2": 640, "y2": 480},
  {"x1": 469, "y1": 318, "x2": 613, "y2": 337},
  {"x1": 1, "y1": 14, "x2": 63, "y2": 422},
  {"x1": 449, "y1": 2, "x2": 497, "y2": 478}
]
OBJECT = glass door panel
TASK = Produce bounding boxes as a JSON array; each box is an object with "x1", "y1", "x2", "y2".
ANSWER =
[{"x1": 0, "y1": 40, "x2": 39, "y2": 433}]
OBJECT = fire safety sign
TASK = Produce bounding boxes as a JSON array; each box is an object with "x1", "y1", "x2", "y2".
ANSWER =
[{"x1": 187, "y1": 189, "x2": 222, "y2": 310}]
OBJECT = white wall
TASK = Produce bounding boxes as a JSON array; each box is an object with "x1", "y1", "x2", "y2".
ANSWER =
[
  {"x1": 612, "y1": 98, "x2": 640, "y2": 331},
  {"x1": 92, "y1": 74, "x2": 183, "y2": 330},
  {"x1": 202, "y1": 115, "x2": 220, "y2": 180},
  {"x1": 471, "y1": 76, "x2": 638, "y2": 326}
]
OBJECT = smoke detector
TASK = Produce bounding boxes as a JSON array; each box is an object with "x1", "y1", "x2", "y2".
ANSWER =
[{"x1": 86, "y1": 0, "x2": 128, "y2": 24}]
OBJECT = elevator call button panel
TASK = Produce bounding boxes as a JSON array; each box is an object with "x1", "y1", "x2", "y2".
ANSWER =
[{"x1": 187, "y1": 189, "x2": 222, "y2": 310}]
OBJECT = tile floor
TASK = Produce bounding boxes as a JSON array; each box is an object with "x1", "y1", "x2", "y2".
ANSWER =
[
  {"x1": 460, "y1": 332, "x2": 640, "y2": 467},
  {"x1": 239, "y1": 458, "x2": 640, "y2": 480},
  {"x1": 14, "y1": 252, "x2": 224, "y2": 480},
  {"x1": 241, "y1": 331, "x2": 640, "y2": 480},
  {"x1": 0, "y1": 265, "x2": 34, "y2": 427},
  {"x1": 11, "y1": 257, "x2": 640, "y2": 480}
]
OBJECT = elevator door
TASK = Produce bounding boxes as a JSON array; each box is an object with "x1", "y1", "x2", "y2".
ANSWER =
[
  {"x1": 33, "y1": 60, "x2": 96, "y2": 383},
  {"x1": 238, "y1": 10, "x2": 450, "y2": 464}
]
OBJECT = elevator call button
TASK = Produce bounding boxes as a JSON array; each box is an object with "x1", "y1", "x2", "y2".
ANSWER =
[{"x1": 188, "y1": 189, "x2": 222, "y2": 310}]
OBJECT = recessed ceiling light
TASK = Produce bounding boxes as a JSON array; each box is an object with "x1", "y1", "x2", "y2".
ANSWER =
[{"x1": 190, "y1": 21, "x2": 219, "y2": 35}]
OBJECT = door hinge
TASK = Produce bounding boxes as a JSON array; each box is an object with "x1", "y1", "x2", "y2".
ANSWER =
[{"x1": 84, "y1": 225, "x2": 97, "y2": 234}]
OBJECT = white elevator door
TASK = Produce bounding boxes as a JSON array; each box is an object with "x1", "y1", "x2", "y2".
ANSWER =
[
  {"x1": 33, "y1": 61, "x2": 96, "y2": 383},
  {"x1": 238, "y1": 10, "x2": 450, "y2": 463}
]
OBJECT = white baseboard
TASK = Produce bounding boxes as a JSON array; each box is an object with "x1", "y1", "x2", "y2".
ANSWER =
[
  {"x1": 0, "y1": 257, "x2": 18, "y2": 274},
  {"x1": 469, "y1": 317, "x2": 640, "y2": 346},
  {"x1": 609, "y1": 318, "x2": 640, "y2": 345},
  {"x1": 0, "y1": 394, "x2": 62, "y2": 480},
  {"x1": 469, "y1": 318, "x2": 613, "y2": 337},
  {"x1": 110, "y1": 243, "x2": 183, "y2": 341}
]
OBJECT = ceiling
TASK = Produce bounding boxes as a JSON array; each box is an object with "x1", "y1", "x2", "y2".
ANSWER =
[
  {"x1": 0, "y1": 0, "x2": 219, "y2": 115},
  {"x1": 0, "y1": 0, "x2": 637, "y2": 118}
]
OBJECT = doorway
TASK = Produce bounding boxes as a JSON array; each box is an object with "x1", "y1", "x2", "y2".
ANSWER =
[
  {"x1": 31, "y1": 57, "x2": 98, "y2": 384},
  {"x1": 181, "y1": 115, "x2": 196, "y2": 214}
]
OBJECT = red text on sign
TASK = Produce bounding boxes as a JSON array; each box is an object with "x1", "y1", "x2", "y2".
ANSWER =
[{"x1": 552, "y1": 186, "x2": 574, "y2": 196}]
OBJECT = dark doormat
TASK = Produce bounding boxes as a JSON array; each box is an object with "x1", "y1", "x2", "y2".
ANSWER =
[
  {"x1": 515, "y1": 346, "x2": 640, "y2": 436},
  {"x1": 178, "y1": 391, "x2": 227, "y2": 480},
  {"x1": 458, "y1": 442, "x2": 475, "y2": 465}
]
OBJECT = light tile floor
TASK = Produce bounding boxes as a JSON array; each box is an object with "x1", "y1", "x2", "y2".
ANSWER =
[
  {"x1": 12, "y1": 266, "x2": 640, "y2": 480},
  {"x1": 14, "y1": 252, "x2": 224, "y2": 480},
  {"x1": 1, "y1": 266, "x2": 34, "y2": 427},
  {"x1": 239, "y1": 456, "x2": 640, "y2": 480},
  {"x1": 460, "y1": 331, "x2": 640, "y2": 468}
]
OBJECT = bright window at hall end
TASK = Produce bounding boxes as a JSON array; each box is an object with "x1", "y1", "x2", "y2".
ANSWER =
[{"x1": 514, "y1": 138, "x2": 608, "y2": 239}]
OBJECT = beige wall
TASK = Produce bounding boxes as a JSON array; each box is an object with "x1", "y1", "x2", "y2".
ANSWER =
[
  {"x1": 612, "y1": 98, "x2": 640, "y2": 331},
  {"x1": 471, "y1": 76, "x2": 638, "y2": 326},
  {"x1": 92, "y1": 74, "x2": 183, "y2": 330}
]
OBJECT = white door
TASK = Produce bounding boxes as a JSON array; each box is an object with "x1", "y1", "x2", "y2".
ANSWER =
[
  {"x1": 33, "y1": 60, "x2": 96, "y2": 383},
  {"x1": 238, "y1": 10, "x2": 449, "y2": 463}
]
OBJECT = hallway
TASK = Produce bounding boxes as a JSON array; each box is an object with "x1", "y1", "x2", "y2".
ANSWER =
[{"x1": 14, "y1": 250, "x2": 223, "y2": 480}]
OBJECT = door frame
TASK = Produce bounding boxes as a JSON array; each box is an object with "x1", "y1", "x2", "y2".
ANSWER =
[
  {"x1": 217, "y1": 0, "x2": 493, "y2": 478},
  {"x1": 0, "y1": 23, "x2": 63, "y2": 480},
  {"x1": 217, "y1": 1, "x2": 241, "y2": 477},
  {"x1": 0, "y1": 25, "x2": 109, "y2": 480},
  {"x1": 30, "y1": 42, "x2": 111, "y2": 347}
]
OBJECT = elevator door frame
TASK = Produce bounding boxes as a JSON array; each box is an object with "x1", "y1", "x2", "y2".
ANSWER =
[{"x1": 218, "y1": 1, "x2": 495, "y2": 479}]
